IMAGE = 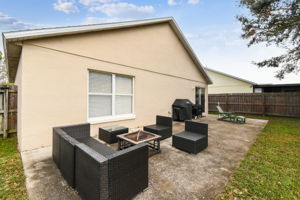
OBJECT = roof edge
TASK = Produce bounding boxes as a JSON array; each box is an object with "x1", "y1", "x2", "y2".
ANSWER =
[
  {"x1": 254, "y1": 83, "x2": 300, "y2": 87},
  {"x1": 3, "y1": 17, "x2": 212, "y2": 84},
  {"x1": 205, "y1": 67, "x2": 256, "y2": 85},
  {"x1": 168, "y1": 20, "x2": 213, "y2": 84},
  {"x1": 3, "y1": 17, "x2": 173, "y2": 42}
]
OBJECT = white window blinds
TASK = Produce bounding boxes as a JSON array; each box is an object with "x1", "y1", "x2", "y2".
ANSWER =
[
  {"x1": 115, "y1": 75, "x2": 133, "y2": 115},
  {"x1": 88, "y1": 71, "x2": 134, "y2": 119}
]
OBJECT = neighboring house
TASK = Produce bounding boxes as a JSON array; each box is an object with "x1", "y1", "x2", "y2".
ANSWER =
[
  {"x1": 3, "y1": 17, "x2": 212, "y2": 151},
  {"x1": 205, "y1": 67, "x2": 256, "y2": 94},
  {"x1": 253, "y1": 83, "x2": 300, "y2": 93}
]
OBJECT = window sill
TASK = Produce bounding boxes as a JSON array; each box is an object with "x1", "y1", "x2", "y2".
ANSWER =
[{"x1": 88, "y1": 114, "x2": 136, "y2": 124}]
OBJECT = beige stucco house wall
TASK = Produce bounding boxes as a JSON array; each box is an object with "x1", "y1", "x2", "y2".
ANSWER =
[
  {"x1": 4, "y1": 18, "x2": 212, "y2": 151},
  {"x1": 205, "y1": 68, "x2": 255, "y2": 94}
]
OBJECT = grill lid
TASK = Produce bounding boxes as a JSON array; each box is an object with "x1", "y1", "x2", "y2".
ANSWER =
[{"x1": 172, "y1": 99, "x2": 193, "y2": 107}]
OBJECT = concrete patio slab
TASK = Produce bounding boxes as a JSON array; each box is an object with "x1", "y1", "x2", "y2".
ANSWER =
[
  {"x1": 21, "y1": 147, "x2": 80, "y2": 200},
  {"x1": 21, "y1": 115, "x2": 268, "y2": 200}
]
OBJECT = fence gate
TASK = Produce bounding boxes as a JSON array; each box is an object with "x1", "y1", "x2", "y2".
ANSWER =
[{"x1": 0, "y1": 85, "x2": 17, "y2": 138}]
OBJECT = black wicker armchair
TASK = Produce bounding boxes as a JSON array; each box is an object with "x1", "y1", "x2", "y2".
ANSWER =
[
  {"x1": 143, "y1": 115, "x2": 173, "y2": 140},
  {"x1": 53, "y1": 123, "x2": 148, "y2": 200},
  {"x1": 172, "y1": 120, "x2": 208, "y2": 154}
]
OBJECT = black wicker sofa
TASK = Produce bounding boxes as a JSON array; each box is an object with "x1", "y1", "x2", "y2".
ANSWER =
[{"x1": 53, "y1": 123, "x2": 148, "y2": 200}]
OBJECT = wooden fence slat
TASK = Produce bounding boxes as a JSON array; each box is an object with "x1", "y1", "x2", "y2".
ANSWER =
[
  {"x1": 8, "y1": 86, "x2": 17, "y2": 133},
  {"x1": 3, "y1": 88, "x2": 8, "y2": 138},
  {"x1": 208, "y1": 93, "x2": 300, "y2": 117},
  {"x1": 0, "y1": 85, "x2": 17, "y2": 137}
]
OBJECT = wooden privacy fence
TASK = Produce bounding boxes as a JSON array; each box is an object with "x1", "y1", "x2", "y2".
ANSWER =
[
  {"x1": 209, "y1": 93, "x2": 300, "y2": 117},
  {"x1": 0, "y1": 85, "x2": 17, "y2": 138}
]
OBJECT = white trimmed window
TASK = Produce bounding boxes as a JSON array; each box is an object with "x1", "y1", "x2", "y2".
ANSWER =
[{"x1": 88, "y1": 71, "x2": 134, "y2": 123}]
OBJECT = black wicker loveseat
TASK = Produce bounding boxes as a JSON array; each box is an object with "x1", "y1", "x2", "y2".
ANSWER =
[
  {"x1": 53, "y1": 123, "x2": 148, "y2": 200},
  {"x1": 143, "y1": 115, "x2": 173, "y2": 140},
  {"x1": 172, "y1": 120, "x2": 208, "y2": 154}
]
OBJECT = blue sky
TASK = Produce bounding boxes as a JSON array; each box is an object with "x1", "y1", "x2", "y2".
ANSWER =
[{"x1": 0, "y1": 0, "x2": 299, "y2": 83}]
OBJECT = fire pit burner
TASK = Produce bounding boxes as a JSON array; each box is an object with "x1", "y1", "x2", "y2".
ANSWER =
[
  {"x1": 123, "y1": 130, "x2": 155, "y2": 142},
  {"x1": 117, "y1": 130, "x2": 162, "y2": 156}
]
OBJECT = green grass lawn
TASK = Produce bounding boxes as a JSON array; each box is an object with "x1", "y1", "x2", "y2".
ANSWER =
[
  {"x1": 216, "y1": 115, "x2": 300, "y2": 200},
  {"x1": 0, "y1": 137, "x2": 28, "y2": 200}
]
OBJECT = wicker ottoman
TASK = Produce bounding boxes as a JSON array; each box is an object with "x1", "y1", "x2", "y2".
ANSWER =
[
  {"x1": 99, "y1": 125, "x2": 128, "y2": 144},
  {"x1": 172, "y1": 132, "x2": 207, "y2": 154}
]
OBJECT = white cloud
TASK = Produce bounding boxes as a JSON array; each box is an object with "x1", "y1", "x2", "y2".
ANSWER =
[
  {"x1": 79, "y1": 0, "x2": 117, "y2": 6},
  {"x1": 187, "y1": 0, "x2": 200, "y2": 5},
  {"x1": 0, "y1": 12, "x2": 48, "y2": 31},
  {"x1": 185, "y1": 33, "x2": 201, "y2": 39},
  {"x1": 53, "y1": 0, "x2": 79, "y2": 14},
  {"x1": 89, "y1": 3, "x2": 155, "y2": 18},
  {"x1": 168, "y1": 0, "x2": 199, "y2": 6},
  {"x1": 168, "y1": 0, "x2": 182, "y2": 6},
  {"x1": 0, "y1": 12, "x2": 52, "y2": 53},
  {"x1": 83, "y1": 16, "x2": 131, "y2": 24},
  {"x1": 186, "y1": 28, "x2": 242, "y2": 43},
  {"x1": 186, "y1": 28, "x2": 300, "y2": 84}
]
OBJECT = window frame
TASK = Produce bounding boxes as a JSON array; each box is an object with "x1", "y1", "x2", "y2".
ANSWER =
[{"x1": 87, "y1": 70, "x2": 135, "y2": 124}]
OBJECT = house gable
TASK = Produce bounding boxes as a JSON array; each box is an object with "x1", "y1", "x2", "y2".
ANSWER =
[
  {"x1": 207, "y1": 70, "x2": 251, "y2": 85},
  {"x1": 24, "y1": 22, "x2": 207, "y2": 83},
  {"x1": 206, "y1": 69, "x2": 254, "y2": 94}
]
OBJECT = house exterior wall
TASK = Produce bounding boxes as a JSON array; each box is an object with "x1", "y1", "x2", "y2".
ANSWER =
[
  {"x1": 206, "y1": 69, "x2": 253, "y2": 94},
  {"x1": 28, "y1": 23, "x2": 206, "y2": 82},
  {"x1": 16, "y1": 22, "x2": 208, "y2": 151},
  {"x1": 14, "y1": 52, "x2": 23, "y2": 150}
]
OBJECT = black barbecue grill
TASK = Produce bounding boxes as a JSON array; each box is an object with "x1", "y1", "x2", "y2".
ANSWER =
[
  {"x1": 172, "y1": 99, "x2": 193, "y2": 121},
  {"x1": 192, "y1": 104, "x2": 203, "y2": 119}
]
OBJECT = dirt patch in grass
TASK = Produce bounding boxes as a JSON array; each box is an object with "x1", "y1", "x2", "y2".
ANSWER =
[
  {"x1": 0, "y1": 137, "x2": 28, "y2": 200},
  {"x1": 216, "y1": 115, "x2": 300, "y2": 200}
]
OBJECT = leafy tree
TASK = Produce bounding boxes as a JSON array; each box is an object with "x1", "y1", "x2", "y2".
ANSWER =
[
  {"x1": 0, "y1": 51, "x2": 8, "y2": 83},
  {"x1": 237, "y1": 0, "x2": 300, "y2": 79}
]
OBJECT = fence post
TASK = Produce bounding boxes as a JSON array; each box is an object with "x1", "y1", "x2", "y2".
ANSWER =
[
  {"x1": 262, "y1": 93, "x2": 265, "y2": 116},
  {"x1": 226, "y1": 94, "x2": 229, "y2": 111},
  {"x1": 3, "y1": 88, "x2": 8, "y2": 138}
]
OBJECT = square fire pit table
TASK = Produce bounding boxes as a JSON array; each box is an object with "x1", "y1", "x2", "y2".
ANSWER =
[
  {"x1": 117, "y1": 130, "x2": 162, "y2": 156},
  {"x1": 99, "y1": 125, "x2": 129, "y2": 144}
]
